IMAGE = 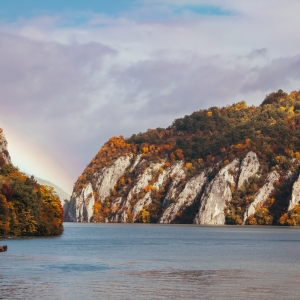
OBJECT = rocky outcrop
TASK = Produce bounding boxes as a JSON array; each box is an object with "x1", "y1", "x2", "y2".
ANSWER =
[
  {"x1": 0, "y1": 129, "x2": 11, "y2": 164},
  {"x1": 66, "y1": 147, "x2": 299, "y2": 225},
  {"x1": 118, "y1": 161, "x2": 165, "y2": 222},
  {"x1": 160, "y1": 170, "x2": 208, "y2": 223},
  {"x1": 288, "y1": 175, "x2": 300, "y2": 211},
  {"x1": 243, "y1": 171, "x2": 279, "y2": 223},
  {"x1": 95, "y1": 155, "x2": 132, "y2": 202},
  {"x1": 162, "y1": 161, "x2": 185, "y2": 206},
  {"x1": 131, "y1": 161, "x2": 187, "y2": 222},
  {"x1": 194, "y1": 159, "x2": 239, "y2": 225},
  {"x1": 238, "y1": 151, "x2": 260, "y2": 188},
  {"x1": 66, "y1": 182, "x2": 95, "y2": 222}
]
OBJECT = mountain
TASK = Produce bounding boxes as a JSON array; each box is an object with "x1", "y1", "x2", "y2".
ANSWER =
[
  {"x1": 24, "y1": 174, "x2": 70, "y2": 213},
  {"x1": 65, "y1": 90, "x2": 300, "y2": 226},
  {"x1": 0, "y1": 130, "x2": 63, "y2": 236}
]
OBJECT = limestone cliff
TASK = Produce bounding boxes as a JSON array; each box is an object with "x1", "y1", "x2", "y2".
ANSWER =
[
  {"x1": 243, "y1": 171, "x2": 280, "y2": 223},
  {"x1": 160, "y1": 170, "x2": 208, "y2": 223},
  {"x1": 66, "y1": 90, "x2": 300, "y2": 225},
  {"x1": 95, "y1": 155, "x2": 132, "y2": 203},
  {"x1": 288, "y1": 175, "x2": 300, "y2": 211},
  {"x1": 238, "y1": 151, "x2": 260, "y2": 188},
  {"x1": 0, "y1": 129, "x2": 11, "y2": 164},
  {"x1": 65, "y1": 147, "x2": 300, "y2": 225},
  {"x1": 66, "y1": 182, "x2": 95, "y2": 222},
  {"x1": 194, "y1": 159, "x2": 239, "y2": 225}
]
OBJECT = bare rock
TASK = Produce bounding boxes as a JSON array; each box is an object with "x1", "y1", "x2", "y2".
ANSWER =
[
  {"x1": 288, "y1": 175, "x2": 300, "y2": 211},
  {"x1": 160, "y1": 170, "x2": 208, "y2": 224},
  {"x1": 238, "y1": 151, "x2": 260, "y2": 188},
  {"x1": 0, "y1": 129, "x2": 11, "y2": 164},
  {"x1": 66, "y1": 182, "x2": 95, "y2": 222},
  {"x1": 195, "y1": 159, "x2": 240, "y2": 225},
  {"x1": 95, "y1": 155, "x2": 132, "y2": 202},
  {"x1": 243, "y1": 171, "x2": 279, "y2": 223}
]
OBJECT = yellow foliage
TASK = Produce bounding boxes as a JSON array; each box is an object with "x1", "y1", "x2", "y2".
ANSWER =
[
  {"x1": 141, "y1": 208, "x2": 150, "y2": 223},
  {"x1": 94, "y1": 201, "x2": 101, "y2": 214},
  {"x1": 119, "y1": 177, "x2": 125, "y2": 186},
  {"x1": 185, "y1": 162, "x2": 192, "y2": 168},
  {"x1": 207, "y1": 111, "x2": 212, "y2": 116},
  {"x1": 144, "y1": 185, "x2": 153, "y2": 193},
  {"x1": 142, "y1": 146, "x2": 149, "y2": 153},
  {"x1": 248, "y1": 215, "x2": 257, "y2": 225},
  {"x1": 234, "y1": 101, "x2": 247, "y2": 110},
  {"x1": 197, "y1": 158, "x2": 203, "y2": 164}
]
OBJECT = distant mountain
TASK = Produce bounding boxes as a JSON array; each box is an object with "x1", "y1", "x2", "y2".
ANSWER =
[
  {"x1": 66, "y1": 90, "x2": 300, "y2": 226},
  {"x1": 0, "y1": 130, "x2": 63, "y2": 236},
  {"x1": 25, "y1": 174, "x2": 70, "y2": 203}
]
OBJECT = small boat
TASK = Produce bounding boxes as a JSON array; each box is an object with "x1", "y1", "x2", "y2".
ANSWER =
[{"x1": 0, "y1": 245, "x2": 7, "y2": 252}]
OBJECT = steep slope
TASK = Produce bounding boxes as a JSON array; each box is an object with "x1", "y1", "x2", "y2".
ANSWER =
[
  {"x1": 25, "y1": 174, "x2": 71, "y2": 217},
  {"x1": 0, "y1": 130, "x2": 63, "y2": 236},
  {"x1": 66, "y1": 90, "x2": 300, "y2": 225}
]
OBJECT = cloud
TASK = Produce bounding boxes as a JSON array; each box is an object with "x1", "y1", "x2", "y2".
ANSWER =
[{"x1": 0, "y1": 1, "x2": 300, "y2": 192}]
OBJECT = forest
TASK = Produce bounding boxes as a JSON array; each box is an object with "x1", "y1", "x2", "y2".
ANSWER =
[{"x1": 0, "y1": 162, "x2": 63, "y2": 236}]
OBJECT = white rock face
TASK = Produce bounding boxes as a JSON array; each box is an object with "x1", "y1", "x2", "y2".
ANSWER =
[
  {"x1": 110, "y1": 197, "x2": 123, "y2": 222},
  {"x1": 67, "y1": 182, "x2": 95, "y2": 222},
  {"x1": 121, "y1": 161, "x2": 165, "y2": 222},
  {"x1": 114, "y1": 160, "x2": 187, "y2": 222},
  {"x1": 162, "y1": 161, "x2": 186, "y2": 206},
  {"x1": 129, "y1": 154, "x2": 142, "y2": 172},
  {"x1": 243, "y1": 171, "x2": 279, "y2": 223},
  {"x1": 95, "y1": 155, "x2": 132, "y2": 202},
  {"x1": 195, "y1": 159, "x2": 240, "y2": 225},
  {"x1": 0, "y1": 129, "x2": 11, "y2": 164},
  {"x1": 132, "y1": 192, "x2": 152, "y2": 221},
  {"x1": 131, "y1": 160, "x2": 188, "y2": 222},
  {"x1": 160, "y1": 170, "x2": 208, "y2": 224},
  {"x1": 131, "y1": 162, "x2": 164, "y2": 197},
  {"x1": 238, "y1": 151, "x2": 260, "y2": 188},
  {"x1": 288, "y1": 175, "x2": 300, "y2": 211}
]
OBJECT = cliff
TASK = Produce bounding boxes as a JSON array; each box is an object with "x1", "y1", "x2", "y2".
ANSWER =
[
  {"x1": 0, "y1": 130, "x2": 63, "y2": 236},
  {"x1": 0, "y1": 129, "x2": 11, "y2": 165},
  {"x1": 66, "y1": 90, "x2": 300, "y2": 225}
]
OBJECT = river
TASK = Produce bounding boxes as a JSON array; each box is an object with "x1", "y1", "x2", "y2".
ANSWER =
[{"x1": 1, "y1": 223, "x2": 300, "y2": 299}]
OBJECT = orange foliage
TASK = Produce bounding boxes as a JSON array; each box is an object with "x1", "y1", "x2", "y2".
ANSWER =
[{"x1": 175, "y1": 149, "x2": 184, "y2": 160}]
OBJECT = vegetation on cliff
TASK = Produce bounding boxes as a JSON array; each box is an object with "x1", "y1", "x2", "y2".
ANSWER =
[
  {"x1": 0, "y1": 162, "x2": 63, "y2": 237},
  {"x1": 72, "y1": 90, "x2": 300, "y2": 225}
]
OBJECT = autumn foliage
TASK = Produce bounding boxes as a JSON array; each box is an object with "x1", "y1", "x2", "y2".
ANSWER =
[
  {"x1": 73, "y1": 90, "x2": 300, "y2": 225},
  {"x1": 0, "y1": 164, "x2": 63, "y2": 236}
]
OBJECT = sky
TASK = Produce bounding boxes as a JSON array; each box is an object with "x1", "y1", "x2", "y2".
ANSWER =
[{"x1": 1, "y1": 0, "x2": 300, "y2": 194}]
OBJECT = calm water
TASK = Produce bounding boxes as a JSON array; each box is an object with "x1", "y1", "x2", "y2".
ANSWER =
[{"x1": 1, "y1": 223, "x2": 300, "y2": 299}]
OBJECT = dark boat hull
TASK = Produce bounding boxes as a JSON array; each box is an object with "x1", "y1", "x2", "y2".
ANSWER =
[{"x1": 0, "y1": 245, "x2": 7, "y2": 252}]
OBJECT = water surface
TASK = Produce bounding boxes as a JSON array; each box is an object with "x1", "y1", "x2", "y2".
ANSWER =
[{"x1": 1, "y1": 223, "x2": 300, "y2": 299}]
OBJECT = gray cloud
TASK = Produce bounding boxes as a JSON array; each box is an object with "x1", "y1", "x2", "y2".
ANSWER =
[{"x1": 1, "y1": 1, "x2": 300, "y2": 191}]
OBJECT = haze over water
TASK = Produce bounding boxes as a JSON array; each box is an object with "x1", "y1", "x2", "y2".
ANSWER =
[{"x1": 1, "y1": 223, "x2": 300, "y2": 299}]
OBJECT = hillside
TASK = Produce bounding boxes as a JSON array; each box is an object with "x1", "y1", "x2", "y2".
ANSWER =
[
  {"x1": 66, "y1": 90, "x2": 300, "y2": 225},
  {"x1": 0, "y1": 130, "x2": 63, "y2": 236},
  {"x1": 25, "y1": 174, "x2": 70, "y2": 215},
  {"x1": 24, "y1": 175, "x2": 70, "y2": 203}
]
